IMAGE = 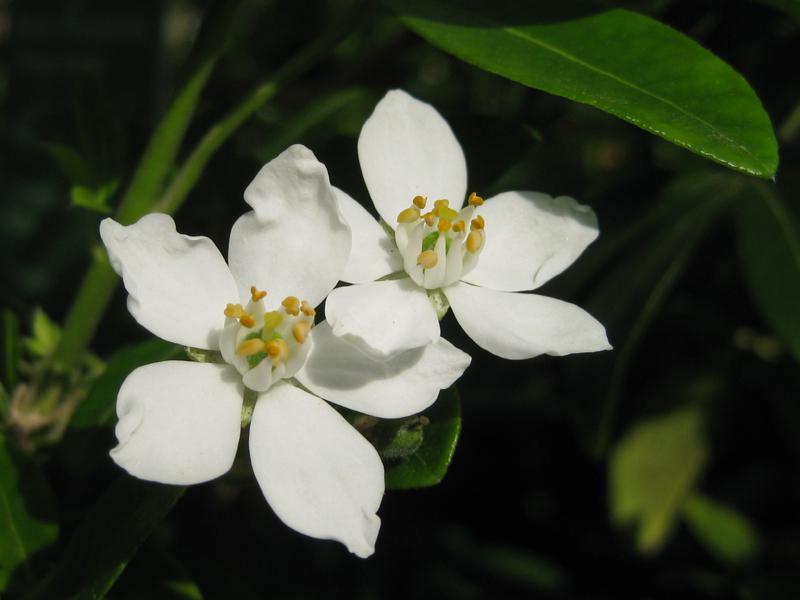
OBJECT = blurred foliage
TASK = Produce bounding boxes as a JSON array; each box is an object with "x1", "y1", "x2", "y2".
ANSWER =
[{"x1": 1, "y1": 0, "x2": 800, "y2": 597}]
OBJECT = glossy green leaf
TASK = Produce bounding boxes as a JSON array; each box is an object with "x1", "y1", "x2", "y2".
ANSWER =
[
  {"x1": 0, "y1": 434, "x2": 58, "y2": 591},
  {"x1": 390, "y1": 1, "x2": 778, "y2": 177},
  {"x1": 71, "y1": 339, "x2": 182, "y2": 429},
  {"x1": 609, "y1": 403, "x2": 709, "y2": 554},
  {"x1": 736, "y1": 183, "x2": 800, "y2": 361},
  {"x1": 32, "y1": 476, "x2": 184, "y2": 599},
  {"x1": 682, "y1": 492, "x2": 761, "y2": 565},
  {"x1": 385, "y1": 387, "x2": 461, "y2": 489}
]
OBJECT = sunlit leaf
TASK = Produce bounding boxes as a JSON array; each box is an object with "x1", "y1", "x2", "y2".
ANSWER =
[
  {"x1": 71, "y1": 339, "x2": 182, "y2": 429},
  {"x1": 0, "y1": 434, "x2": 58, "y2": 591},
  {"x1": 32, "y1": 476, "x2": 184, "y2": 599},
  {"x1": 682, "y1": 492, "x2": 761, "y2": 565},
  {"x1": 736, "y1": 182, "x2": 800, "y2": 362},
  {"x1": 384, "y1": 387, "x2": 461, "y2": 489},
  {"x1": 390, "y1": 1, "x2": 778, "y2": 177},
  {"x1": 609, "y1": 403, "x2": 710, "y2": 554}
]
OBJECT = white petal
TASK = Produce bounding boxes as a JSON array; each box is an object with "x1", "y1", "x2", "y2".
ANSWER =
[
  {"x1": 358, "y1": 90, "x2": 467, "y2": 227},
  {"x1": 249, "y1": 382, "x2": 384, "y2": 558},
  {"x1": 335, "y1": 187, "x2": 401, "y2": 283},
  {"x1": 111, "y1": 361, "x2": 243, "y2": 485},
  {"x1": 228, "y1": 145, "x2": 351, "y2": 308},
  {"x1": 325, "y1": 279, "x2": 439, "y2": 358},
  {"x1": 100, "y1": 214, "x2": 238, "y2": 349},
  {"x1": 461, "y1": 191, "x2": 599, "y2": 292},
  {"x1": 444, "y1": 282, "x2": 611, "y2": 360},
  {"x1": 296, "y1": 321, "x2": 471, "y2": 419}
]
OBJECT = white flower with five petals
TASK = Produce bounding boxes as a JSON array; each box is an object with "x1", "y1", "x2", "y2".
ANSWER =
[
  {"x1": 99, "y1": 145, "x2": 471, "y2": 558},
  {"x1": 327, "y1": 90, "x2": 612, "y2": 360}
]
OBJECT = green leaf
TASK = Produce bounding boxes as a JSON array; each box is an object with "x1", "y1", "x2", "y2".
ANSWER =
[
  {"x1": 32, "y1": 476, "x2": 184, "y2": 599},
  {"x1": 609, "y1": 403, "x2": 710, "y2": 555},
  {"x1": 24, "y1": 307, "x2": 61, "y2": 359},
  {"x1": 736, "y1": 182, "x2": 800, "y2": 362},
  {"x1": 70, "y1": 180, "x2": 118, "y2": 215},
  {"x1": 2, "y1": 309, "x2": 20, "y2": 391},
  {"x1": 390, "y1": 1, "x2": 778, "y2": 178},
  {"x1": 385, "y1": 387, "x2": 461, "y2": 489},
  {"x1": 43, "y1": 142, "x2": 96, "y2": 185},
  {"x1": 681, "y1": 492, "x2": 761, "y2": 565},
  {"x1": 71, "y1": 339, "x2": 182, "y2": 429},
  {"x1": 0, "y1": 434, "x2": 59, "y2": 591}
]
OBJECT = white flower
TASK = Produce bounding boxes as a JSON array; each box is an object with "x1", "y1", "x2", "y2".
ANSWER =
[
  {"x1": 99, "y1": 145, "x2": 471, "y2": 558},
  {"x1": 326, "y1": 90, "x2": 612, "y2": 360}
]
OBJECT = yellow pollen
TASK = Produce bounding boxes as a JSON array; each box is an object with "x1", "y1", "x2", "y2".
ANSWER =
[
  {"x1": 250, "y1": 286, "x2": 267, "y2": 302},
  {"x1": 397, "y1": 207, "x2": 420, "y2": 223},
  {"x1": 453, "y1": 220, "x2": 466, "y2": 233},
  {"x1": 434, "y1": 199, "x2": 449, "y2": 209},
  {"x1": 224, "y1": 303, "x2": 244, "y2": 318},
  {"x1": 262, "y1": 311, "x2": 283, "y2": 333},
  {"x1": 417, "y1": 249, "x2": 438, "y2": 269},
  {"x1": 468, "y1": 192, "x2": 484, "y2": 206},
  {"x1": 239, "y1": 314, "x2": 256, "y2": 328},
  {"x1": 438, "y1": 219, "x2": 452, "y2": 233},
  {"x1": 301, "y1": 300, "x2": 316, "y2": 317},
  {"x1": 423, "y1": 212, "x2": 436, "y2": 227},
  {"x1": 439, "y1": 206, "x2": 458, "y2": 221},
  {"x1": 292, "y1": 321, "x2": 311, "y2": 343},
  {"x1": 266, "y1": 338, "x2": 289, "y2": 363},
  {"x1": 471, "y1": 215, "x2": 485, "y2": 230},
  {"x1": 237, "y1": 338, "x2": 265, "y2": 356},
  {"x1": 466, "y1": 230, "x2": 485, "y2": 254},
  {"x1": 413, "y1": 195, "x2": 427, "y2": 209},
  {"x1": 282, "y1": 296, "x2": 300, "y2": 316}
]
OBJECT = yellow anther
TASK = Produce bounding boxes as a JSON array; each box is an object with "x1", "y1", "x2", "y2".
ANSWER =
[
  {"x1": 265, "y1": 338, "x2": 289, "y2": 363},
  {"x1": 468, "y1": 192, "x2": 484, "y2": 206},
  {"x1": 434, "y1": 199, "x2": 450, "y2": 209},
  {"x1": 224, "y1": 303, "x2": 244, "y2": 318},
  {"x1": 262, "y1": 311, "x2": 283, "y2": 333},
  {"x1": 471, "y1": 215, "x2": 485, "y2": 230},
  {"x1": 250, "y1": 286, "x2": 267, "y2": 302},
  {"x1": 452, "y1": 220, "x2": 466, "y2": 233},
  {"x1": 236, "y1": 338, "x2": 265, "y2": 356},
  {"x1": 466, "y1": 230, "x2": 485, "y2": 254},
  {"x1": 439, "y1": 206, "x2": 458, "y2": 221},
  {"x1": 397, "y1": 207, "x2": 420, "y2": 223},
  {"x1": 301, "y1": 300, "x2": 316, "y2": 317},
  {"x1": 282, "y1": 296, "x2": 300, "y2": 316},
  {"x1": 438, "y1": 219, "x2": 452, "y2": 233},
  {"x1": 413, "y1": 195, "x2": 427, "y2": 209},
  {"x1": 417, "y1": 249, "x2": 439, "y2": 269},
  {"x1": 239, "y1": 313, "x2": 256, "y2": 328},
  {"x1": 292, "y1": 321, "x2": 311, "y2": 343},
  {"x1": 423, "y1": 212, "x2": 436, "y2": 227}
]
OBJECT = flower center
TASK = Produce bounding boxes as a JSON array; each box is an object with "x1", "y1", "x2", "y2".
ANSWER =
[
  {"x1": 221, "y1": 286, "x2": 316, "y2": 393},
  {"x1": 394, "y1": 192, "x2": 486, "y2": 289}
]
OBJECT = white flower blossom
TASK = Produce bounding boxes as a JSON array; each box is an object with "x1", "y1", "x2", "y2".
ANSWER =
[
  {"x1": 99, "y1": 145, "x2": 471, "y2": 558},
  {"x1": 326, "y1": 90, "x2": 612, "y2": 360}
]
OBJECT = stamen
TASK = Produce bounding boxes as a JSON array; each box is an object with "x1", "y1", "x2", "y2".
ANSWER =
[
  {"x1": 224, "y1": 303, "x2": 245, "y2": 318},
  {"x1": 266, "y1": 338, "x2": 289, "y2": 363},
  {"x1": 237, "y1": 338, "x2": 265, "y2": 356},
  {"x1": 438, "y1": 219, "x2": 452, "y2": 233},
  {"x1": 466, "y1": 230, "x2": 485, "y2": 254},
  {"x1": 471, "y1": 215, "x2": 485, "y2": 230},
  {"x1": 250, "y1": 286, "x2": 267, "y2": 302},
  {"x1": 282, "y1": 296, "x2": 300, "y2": 316},
  {"x1": 262, "y1": 311, "x2": 283, "y2": 333},
  {"x1": 468, "y1": 192, "x2": 484, "y2": 207},
  {"x1": 301, "y1": 300, "x2": 316, "y2": 317},
  {"x1": 434, "y1": 199, "x2": 449, "y2": 209},
  {"x1": 423, "y1": 212, "x2": 436, "y2": 227},
  {"x1": 292, "y1": 321, "x2": 311, "y2": 343},
  {"x1": 413, "y1": 195, "x2": 427, "y2": 209},
  {"x1": 452, "y1": 220, "x2": 466, "y2": 233},
  {"x1": 417, "y1": 249, "x2": 438, "y2": 269},
  {"x1": 240, "y1": 314, "x2": 256, "y2": 328},
  {"x1": 397, "y1": 207, "x2": 420, "y2": 223}
]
